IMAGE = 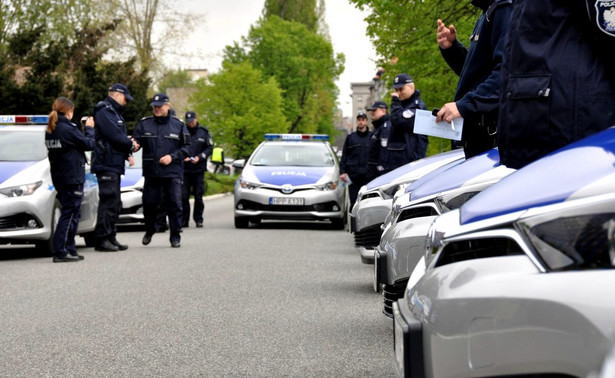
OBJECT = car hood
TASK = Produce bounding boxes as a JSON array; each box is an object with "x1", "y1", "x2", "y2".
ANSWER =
[
  {"x1": 0, "y1": 159, "x2": 51, "y2": 188},
  {"x1": 247, "y1": 166, "x2": 334, "y2": 186},
  {"x1": 461, "y1": 126, "x2": 615, "y2": 225},
  {"x1": 366, "y1": 149, "x2": 465, "y2": 191},
  {"x1": 121, "y1": 168, "x2": 143, "y2": 188}
]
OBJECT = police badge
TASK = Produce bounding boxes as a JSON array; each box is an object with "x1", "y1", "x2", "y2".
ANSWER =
[{"x1": 594, "y1": 0, "x2": 615, "y2": 37}]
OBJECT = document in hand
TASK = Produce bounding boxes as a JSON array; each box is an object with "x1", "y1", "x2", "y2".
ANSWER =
[{"x1": 414, "y1": 109, "x2": 463, "y2": 141}]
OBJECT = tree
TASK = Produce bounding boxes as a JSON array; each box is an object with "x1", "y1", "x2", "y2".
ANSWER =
[
  {"x1": 225, "y1": 16, "x2": 344, "y2": 136},
  {"x1": 189, "y1": 61, "x2": 288, "y2": 159},
  {"x1": 156, "y1": 68, "x2": 194, "y2": 93},
  {"x1": 263, "y1": 0, "x2": 318, "y2": 32}
]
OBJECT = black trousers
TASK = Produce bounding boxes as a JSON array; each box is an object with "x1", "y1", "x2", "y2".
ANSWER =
[
  {"x1": 143, "y1": 177, "x2": 182, "y2": 242},
  {"x1": 53, "y1": 183, "x2": 83, "y2": 258},
  {"x1": 182, "y1": 171, "x2": 206, "y2": 224},
  {"x1": 94, "y1": 172, "x2": 121, "y2": 243}
]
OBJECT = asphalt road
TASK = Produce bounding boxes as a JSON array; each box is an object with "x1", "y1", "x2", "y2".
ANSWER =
[{"x1": 0, "y1": 195, "x2": 395, "y2": 377}]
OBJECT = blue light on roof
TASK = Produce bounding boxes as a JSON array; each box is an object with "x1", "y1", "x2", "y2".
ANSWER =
[
  {"x1": 0, "y1": 115, "x2": 49, "y2": 124},
  {"x1": 264, "y1": 133, "x2": 329, "y2": 141}
]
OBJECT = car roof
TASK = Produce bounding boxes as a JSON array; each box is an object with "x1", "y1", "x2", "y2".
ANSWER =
[{"x1": 460, "y1": 126, "x2": 615, "y2": 225}]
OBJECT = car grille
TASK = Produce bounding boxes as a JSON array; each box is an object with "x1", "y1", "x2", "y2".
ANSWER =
[
  {"x1": 0, "y1": 213, "x2": 38, "y2": 230},
  {"x1": 382, "y1": 280, "x2": 408, "y2": 318},
  {"x1": 354, "y1": 223, "x2": 383, "y2": 248},
  {"x1": 237, "y1": 200, "x2": 340, "y2": 212}
]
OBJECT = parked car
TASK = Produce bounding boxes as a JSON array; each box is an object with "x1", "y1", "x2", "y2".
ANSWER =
[
  {"x1": 351, "y1": 149, "x2": 465, "y2": 264},
  {"x1": 0, "y1": 116, "x2": 98, "y2": 252},
  {"x1": 374, "y1": 149, "x2": 515, "y2": 317},
  {"x1": 118, "y1": 148, "x2": 144, "y2": 224},
  {"x1": 394, "y1": 127, "x2": 615, "y2": 378},
  {"x1": 233, "y1": 134, "x2": 346, "y2": 229}
]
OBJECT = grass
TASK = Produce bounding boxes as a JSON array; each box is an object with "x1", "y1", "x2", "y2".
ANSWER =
[{"x1": 205, "y1": 171, "x2": 237, "y2": 196}]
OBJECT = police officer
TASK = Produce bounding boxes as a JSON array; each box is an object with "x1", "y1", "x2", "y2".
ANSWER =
[
  {"x1": 389, "y1": 73, "x2": 429, "y2": 165},
  {"x1": 182, "y1": 111, "x2": 213, "y2": 228},
  {"x1": 132, "y1": 93, "x2": 190, "y2": 248},
  {"x1": 436, "y1": 0, "x2": 512, "y2": 158},
  {"x1": 340, "y1": 111, "x2": 371, "y2": 209},
  {"x1": 497, "y1": 0, "x2": 615, "y2": 169},
  {"x1": 366, "y1": 101, "x2": 392, "y2": 180},
  {"x1": 45, "y1": 97, "x2": 96, "y2": 262},
  {"x1": 91, "y1": 83, "x2": 137, "y2": 252}
]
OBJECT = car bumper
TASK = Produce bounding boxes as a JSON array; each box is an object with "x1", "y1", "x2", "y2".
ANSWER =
[
  {"x1": 119, "y1": 189, "x2": 144, "y2": 223},
  {"x1": 354, "y1": 197, "x2": 392, "y2": 233},
  {"x1": 393, "y1": 300, "x2": 424, "y2": 378},
  {"x1": 0, "y1": 188, "x2": 54, "y2": 242}
]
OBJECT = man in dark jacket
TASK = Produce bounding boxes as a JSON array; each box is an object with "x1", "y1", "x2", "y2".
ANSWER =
[
  {"x1": 498, "y1": 0, "x2": 615, "y2": 169},
  {"x1": 132, "y1": 94, "x2": 190, "y2": 248},
  {"x1": 182, "y1": 111, "x2": 213, "y2": 228},
  {"x1": 389, "y1": 73, "x2": 429, "y2": 164},
  {"x1": 436, "y1": 0, "x2": 512, "y2": 158},
  {"x1": 366, "y1": 101, "x2": 392, "y2": 180},
  {"x1": 340, "y1": 111, "x2": 371, "y2": 209},
  {"x1": 91, "y1": 83, "x2": 138, "y2": 252}
]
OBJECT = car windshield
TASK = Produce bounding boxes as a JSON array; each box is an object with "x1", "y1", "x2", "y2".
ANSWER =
[
  {"x1": 250, "y1": 143, "x2": 335, "y2": 167},
  {"x1": 0, "y1": 129, "x2": 47, "y2": 161}
]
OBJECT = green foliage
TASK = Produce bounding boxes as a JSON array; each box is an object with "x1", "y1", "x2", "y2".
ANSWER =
[
  {"x1": 156, "y1": 69, "x2": 194, "y2": 93},
  {"x1": 205, "y1": 172, "x2": 237, "y2": 196},
  {"x1": 263, "y1": 0, "x2": 318, "y2": 32},
  {"x1": 189, "y1": 61, "x2": 288, "y2": 159}
]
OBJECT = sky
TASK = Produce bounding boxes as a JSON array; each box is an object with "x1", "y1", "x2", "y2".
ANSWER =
[{"x1": 174, "y1": 0, "x2": 378, "y2": 118}]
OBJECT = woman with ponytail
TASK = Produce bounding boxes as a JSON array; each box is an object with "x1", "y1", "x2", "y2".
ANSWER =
[{"x1": 45, "y1": 97, "x2": 96, "y2": 262}]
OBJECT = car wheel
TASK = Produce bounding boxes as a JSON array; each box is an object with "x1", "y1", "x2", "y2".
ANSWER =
[
  {"x1": 331, "y1": 218, "x2": 345, "y2": 230},
  {"x1": 234, "y1": 216, "x2": 249, "y2": 229},
  {"x1": 38, "y1": 200, "x2": 61, "y2": 255},
  {"x1": 82, "y1": 231, "x2": 96, "y2": 247}
]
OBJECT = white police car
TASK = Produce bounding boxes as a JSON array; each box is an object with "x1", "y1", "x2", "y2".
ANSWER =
[
  {"x1": 0, "y1": 115, "x2": 98, "y2": 253},
  {"x1": 233, "y1": 134, "x2": 346, "y2": 229},
  {"x1": 118, "y1": 148, "x2": 144, "y2": 224}
]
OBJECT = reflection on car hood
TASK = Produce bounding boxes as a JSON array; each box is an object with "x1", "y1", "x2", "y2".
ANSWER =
[
  {"x1": 251, "y1": 166, "x2": 332, "y2": 186},
  {"x1": 410, "y1": 149, "x2": 501, "y2": 201},
  {"x1": 366, "y1": 149, "x2": 465, "y2": 191},
  {"x1": 0, "y1": 161, "x2": 38, "y2": 184},
  {"x1": 121, "y1": 169, "x2": 143, "y2": 188},
  {"x1": 461, "y1": 126, "x2": 615, "y2": 225}
]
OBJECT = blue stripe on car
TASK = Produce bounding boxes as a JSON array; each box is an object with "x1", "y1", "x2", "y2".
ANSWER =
[
  {"x1": 121, "y1": 169, "x2": 142, "y2": 187},
  {"x1": 0, "y1": 161, "x2": 37, "y2": 184},
  {"x1": 252, "y1": 167, "x2": 328, "y2": 186}
]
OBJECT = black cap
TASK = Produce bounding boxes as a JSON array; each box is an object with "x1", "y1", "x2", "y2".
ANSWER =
[
  {"x1": 393, "y1": 73, "x2": 413, "y2": 88},
  {"x1": 356, "y1": 111, "x2": 367, "y2": 119},
  {"x1": 185, "y1": 111, "x2": 196, "y2": 122},
  {"x1": 367, "y1": 101, "x2": 388, "y2": 110},
  {"x1": 150, "y1": 93, "x2": 170, "y2": 107},
  {"x1": 108, "y1": 83, "x2": 134, "y2": 101}
]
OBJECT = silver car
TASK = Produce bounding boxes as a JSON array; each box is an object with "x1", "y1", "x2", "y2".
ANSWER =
[
  {"x1": 352, "y1": 149, "x2": 465, "y2": 264},
  {"x1": 375, "y1": 149, "x2": 515, "y2": 317},
  {"x1": 118, "y1": 149, "x2": 144, "y2": 224},
  {"x1": 0, "y1": 119, "x2": 98, "y2": 252},
  {"x1": 233, "y1": 134, "x2": 346, "y2": 229},
  {"x1": 394, "y1": 127, "x2": 615, "y2": 377}
]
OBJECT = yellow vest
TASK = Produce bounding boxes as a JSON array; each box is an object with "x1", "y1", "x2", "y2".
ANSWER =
[{"x1": 212, "y1": 147, "x2": 224, "y2": 163}]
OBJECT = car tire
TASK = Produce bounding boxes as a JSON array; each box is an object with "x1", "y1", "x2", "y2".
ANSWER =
[
  {"x1": 234, "y1": 217, "x2": 249, "y2": 229},
  {"x1": 38, "y1": 200, "x2": 61, "y2": 255},
  {"x1": 331, "y1": 218, "x2": 345, "y2": 230},
  {"x1": 82, "y1": 232, "x2": 96, "y2": 247}
]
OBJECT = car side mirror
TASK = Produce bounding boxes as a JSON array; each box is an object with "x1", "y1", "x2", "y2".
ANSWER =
[{"x1": 232, "y1": 159, "x2": 245, "y2": 169}]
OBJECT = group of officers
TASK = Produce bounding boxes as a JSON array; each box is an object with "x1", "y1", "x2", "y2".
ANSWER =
[{"x1": 45, "y1": 84, "x2": 215, "y2": 262}]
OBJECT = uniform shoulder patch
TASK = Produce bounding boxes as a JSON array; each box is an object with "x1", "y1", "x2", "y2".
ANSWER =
[{"x1": 595, "y1": 0, "x2": 615, "y2": 37}]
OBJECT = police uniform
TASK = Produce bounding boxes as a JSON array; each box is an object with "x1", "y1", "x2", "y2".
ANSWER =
[
  {"x1": 498, "y1": 0, "x2": 615, "y2": 169},
  {"x1": 439, "y1": 0, "x2": 512, "y2": 158},
  {"x1": 389, "y1": 89, "x2": 428, "y2": 166},
  {"x1": 45, "y1": 114, "x2": 96, "y2": 261},
  {"x1": 182, "y1": 113, "x2": 213, "y2": 227},
  {"x1": 367, "y1": 113, "x2": 392, "y2": 180},
  {"x1": 340, "y1": 124, "x2": 370, "y2": 208},
  {"x1": 91, "y1": 93, "x2": 134, "y2": 250},
  {"x1": 132, "y1": 107, "x2": 190, "y2": 245}
]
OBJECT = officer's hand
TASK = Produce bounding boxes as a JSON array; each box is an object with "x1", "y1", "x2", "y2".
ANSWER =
[
  {"x1": 437, "y1": 19, "x2": 456, "y2": 49},
  {"x1": 159, "y1": 155, "x2": 172, "y2": 165},
  {"x1": 85, "y1": 116, "x2": 95, "y2": 128},
  {"x1": 131, "y1": 138, "x2": 140, "y2": 152},
  {"x1": 391, "y1": 91, "x2": 399, "y2": 98},
  {"x1": 192, "y1": 156, "x2": 200, "y2": 164},
  {"x1": 184, "y1": 157, "x2": 191, "y2": 162},
  {"x1": 127, "y1": 155, "x2": 135, "y2": 167},
  {"x1": 436, "y1": 102, "x2": 461, "y2": 123},
  {"x1": 340, "y1": 173, "x2": 349, "y2": 183}
]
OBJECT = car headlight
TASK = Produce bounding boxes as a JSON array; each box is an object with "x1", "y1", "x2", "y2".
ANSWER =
[
  {"x1": 239, "y1": 178, "x2": 262, "y2": 190},
  {"x1": 316, "y1": 180, "x2": 338, "y2": 191},
  {"x1": 0, "y1": 181, "x2": 43, "y2": 197},
  {"x1": 424, "y1": 218, "x2": 444, "y2": 261}
]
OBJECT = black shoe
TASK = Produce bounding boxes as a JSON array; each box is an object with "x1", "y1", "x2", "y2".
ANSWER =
[
  {"x1": 53, "y1": 255, "x2": 80, "y2": 263},
  {"x1": 195, "y1": 223, "x2": 203, "y2": 228},
  {"x1": 142, "y1": 233, "x2": 153, "y2": 245},
  {"x1": 69, "y1": 252, "x2": 85, "y2": 260},
  {"x1": 95, "y1": 240, "x2": 119, "y2": 252},
  {"x1": 110, "y1": 238, "x2": 128, "y2": 251},
  {"x1": 171, "y1": 240, "x2": 181, "y2": 248}
]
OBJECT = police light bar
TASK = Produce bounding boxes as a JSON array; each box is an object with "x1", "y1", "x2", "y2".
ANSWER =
[
  {"x1": 0, "y1": 115, "x2": 49, "y2": 124},
  {"x1": 264, "y1": 133, "x2": 329, "y2": 141}
]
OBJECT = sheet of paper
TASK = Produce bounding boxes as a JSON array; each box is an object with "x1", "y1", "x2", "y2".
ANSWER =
[{"x1": 414, "y1": 109, "x2": 463, "y2": 141}]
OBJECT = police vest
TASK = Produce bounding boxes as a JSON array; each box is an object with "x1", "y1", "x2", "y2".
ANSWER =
[{"x1": 212, "y1": 147, "x2": 224, "y2": 163}]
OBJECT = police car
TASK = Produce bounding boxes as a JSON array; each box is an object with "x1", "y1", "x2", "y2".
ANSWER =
[
  {"x1": 118, "y1": 148, "x2": 144, "y2": 224},
  {"x1": 233, "y1": 134, "x2": 346, "y2": 229},
  {"x1": 0, "y1": 115, "x2": 98, "y2": 252},
  {"x1": 393, "y1": 127, "x2": 615, "y2": 378}
]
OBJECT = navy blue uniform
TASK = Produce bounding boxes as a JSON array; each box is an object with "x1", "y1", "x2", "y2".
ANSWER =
[
  {"x1": 133, "y1": 114, "x2": 190, "y2": 243},
  {"x1": 91, "y1": 97, "x2": 133, "y2": 244},
  {"x1": 182, "y1": 124, "x2": 213, "y2": 226},
  {"x1": 340, "y1": 129, "x2": 370, "y2": 208},
  {"x1": 389, "y1": 90, "x2": 428, "y2": 165},
  {"x1": 45, "y1": 115, "x2": 95, "y2": 259},
  {"x1": 498, "y1": 0, "x2": 615, "y2": 169},
  {"x1": 440, "y1": 0, "x2": 511, "y2": 158},
  {"x1": 367, "y1": 114, "x2": 392, "y2": 180}
]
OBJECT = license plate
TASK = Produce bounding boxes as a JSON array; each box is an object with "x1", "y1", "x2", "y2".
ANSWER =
[{"x1": 270, "y1": 197, "x2": 304, "y2": 206}]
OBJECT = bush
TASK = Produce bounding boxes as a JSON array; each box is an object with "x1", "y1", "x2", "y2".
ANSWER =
[{"x1": 205, "y1": 172, "x2": 237, "y2": 196}]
